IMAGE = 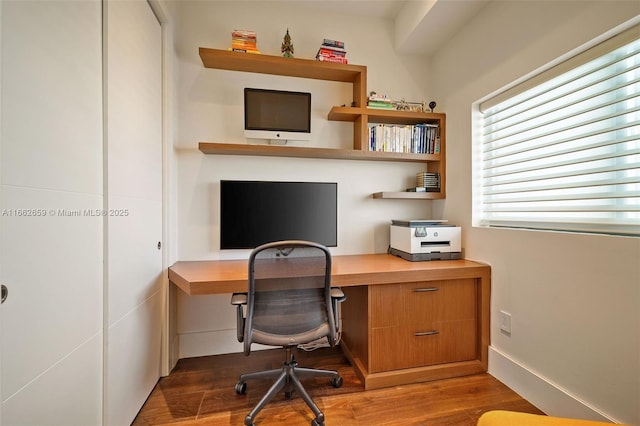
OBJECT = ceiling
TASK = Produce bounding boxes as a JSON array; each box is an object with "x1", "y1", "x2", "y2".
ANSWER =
[{"x1": 294, "y1": 0, "x2": 489, "y2": 56}]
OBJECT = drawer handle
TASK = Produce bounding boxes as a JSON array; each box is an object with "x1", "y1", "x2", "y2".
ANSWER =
[
  {"x1": 414, "y1": 287, "x2": 439, "y2": 292},
  {"x1": 415, "y1": 330, "x2": 439, "y2": 336}
]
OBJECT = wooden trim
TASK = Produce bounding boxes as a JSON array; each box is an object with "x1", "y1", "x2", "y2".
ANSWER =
[{"x1": 368, "y1": 359, "x2": 485, "y2": 390}]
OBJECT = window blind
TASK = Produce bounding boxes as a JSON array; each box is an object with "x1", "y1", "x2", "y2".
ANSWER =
[{"x1": 478, "y1": 24, "x2": 640, "y2": 236}]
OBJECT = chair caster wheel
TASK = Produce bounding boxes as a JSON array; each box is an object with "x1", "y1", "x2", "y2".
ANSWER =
[
  {"x1": 235, "y1": 381, "x2": 247, "y2": 395},
  {"x1": 331, "y1": 376, "x2": 343, "y2": 388},
  {"x1": 311, "y1": 413, "x2": 325, "y2": 426}
]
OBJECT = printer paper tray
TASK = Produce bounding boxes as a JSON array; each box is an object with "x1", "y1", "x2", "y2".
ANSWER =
[{"x1": 389, "y1": 247, "x2": 461, "y2": 262}]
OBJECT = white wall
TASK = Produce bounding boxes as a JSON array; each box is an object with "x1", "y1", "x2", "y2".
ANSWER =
[
  {"x1": 172, "y1": 1, "x2": 436, "y2": 357},
  {"x1": 430, "y1": 1, "x2": 640, "y2": 425}
]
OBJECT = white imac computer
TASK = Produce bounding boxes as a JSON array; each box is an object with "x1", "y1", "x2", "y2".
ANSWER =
[{"x1": 244, "y1": 88, "x2": 311, "y2": 144}]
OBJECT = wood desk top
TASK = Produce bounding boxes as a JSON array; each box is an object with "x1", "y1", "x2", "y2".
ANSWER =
[{"x1": 169, "y1": 253, "x2": 491, "y2": 295}]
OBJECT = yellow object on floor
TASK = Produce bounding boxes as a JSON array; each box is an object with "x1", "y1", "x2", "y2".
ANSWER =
[{"x1": 478, "y1": 410, "x2": 618, "y2": 425}]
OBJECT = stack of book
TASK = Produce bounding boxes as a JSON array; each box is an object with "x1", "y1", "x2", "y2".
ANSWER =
[
  {"x1": 367, "y1": 93, "x2": 394, "y2": 110},
  {"x1": 230, "y1": 29, "x2": 260, "y2": 54},
  {"x1": 368, "y1": 123, "x2": 440, "y2": 154},
  {"x1": 410, "y1": 172, "x2": 441, "y2": 192},
  {"x1": 316, "y1": 39, "x2": 347, "y2": 63}
]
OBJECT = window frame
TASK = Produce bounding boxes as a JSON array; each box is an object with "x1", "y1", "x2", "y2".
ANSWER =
[{"x1": 473, "y1": 20, "x2": 640, "y2": 237}]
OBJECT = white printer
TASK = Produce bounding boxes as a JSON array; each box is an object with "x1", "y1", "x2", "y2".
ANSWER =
[{"x1": 389, "y1": 219, "x2": 461, "y2": 261}]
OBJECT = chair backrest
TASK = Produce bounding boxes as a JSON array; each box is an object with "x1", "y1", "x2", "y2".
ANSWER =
[{"x1": 244, "y1": 240, "x2": 336, "y2": 355}]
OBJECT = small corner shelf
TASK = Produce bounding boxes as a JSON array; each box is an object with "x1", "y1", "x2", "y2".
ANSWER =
[
  {"x1": 328, "y1": 106, "x2": 445, "y2": 125},
  {"x1": 373, "y1": 191, "x2": 445, "y2": 200},
  {"x1": 197, "y1": 48, "x2": 446, "y2": 199}
]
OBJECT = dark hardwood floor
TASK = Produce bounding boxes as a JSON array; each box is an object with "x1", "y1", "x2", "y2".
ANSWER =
[{"x1": 133, "y1": 347, "x2": 544, "y2": 425}]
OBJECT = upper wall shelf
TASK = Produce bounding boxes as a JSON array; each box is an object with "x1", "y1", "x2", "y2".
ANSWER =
[
  {"x1": 197, "y1": 48, "x2": 446, "y2": 199},
  {"x1": 199, "y1": 47, "x2": 366, "y2": 84},
  {"x1": 199, "y1": 48, "x2": 367, "y2": 107}
]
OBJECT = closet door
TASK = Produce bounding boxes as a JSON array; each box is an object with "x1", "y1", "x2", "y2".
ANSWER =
[
  {"x1": 0, "y1": 1, "x2": 104, "y2": 424},
  {"x1": 104, "y1": 1, "x2": 163, "y2": 424}
]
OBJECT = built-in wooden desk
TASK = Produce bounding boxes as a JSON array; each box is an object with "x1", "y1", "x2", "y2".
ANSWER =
[{"x1": 169, "y1": 254, "x2": 491, "y2": 390}]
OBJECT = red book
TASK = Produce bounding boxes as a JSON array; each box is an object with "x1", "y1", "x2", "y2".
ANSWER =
[
  {"x1": 232, "y1": 29, "x2": 257, "y2": 40},
  {"x1": 316, "y1": 54, "x2": 348, "y2": 64},
  {"x1": 318, "y1": 47, "x2": 346, "y2": 57}
]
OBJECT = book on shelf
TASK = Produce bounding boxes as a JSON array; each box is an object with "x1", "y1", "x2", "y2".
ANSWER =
[
  {"x1": 231, "y1": 46, "x2": 260, "y2": 53},
  {"x1": 317, "y1": 46, "x2": 346, "y2": 57},
  {"x1": 322, "y1": 38, "x2": 345, "y2": 49},
  {"x1": 368, "y1": 93, "x2": 391, "y2": 102},
  {"x1": 228, "y1": 48, "x2": 261, "y2": 54},
  {"x1": 368, "y1": 123, "x2": 441, "y2": 154},
  {"x1": 316, "y1": 38, "x2": 347, "y2": 63},
  {"x1": 367, "y1": 92, "x2": 396, "y2": 109},
  {"x1": 316, "y1": 53, "x2": 348, "y2": 63},
  {"x1": 319, "y1": 43, "x2": 346, "y2": 52},
  {"x1": 406, "y1": 186, "x2": 440, "y2": 192},
  {"x1": 231, "y1": 39, "x2": 258, "y2": 48},
  {"x1": 367, "y1": 102, "x2": 395, "y2": 110},
  {"x1": 413, "y1": 171, "x2": 441, "y2": 192},
  {"x1": 232, "y1": 29, "x2": 257, "y2": 40},
  {"x1": 367, "y1": 93, "x2": 394, "y2": 109},
  {"x1": 231, "y1": 29, "x2": 260, "y2": 54}
]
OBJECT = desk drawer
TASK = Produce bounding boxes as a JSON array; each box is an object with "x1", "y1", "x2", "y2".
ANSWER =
[
  {"x1": 370, "y1": 318, "x2": 476, "y2": 372},
  {"x1": 369, "y1": 279, "x2": 477, "y2": 373}
]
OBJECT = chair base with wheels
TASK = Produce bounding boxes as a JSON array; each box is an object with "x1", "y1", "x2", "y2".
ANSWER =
[{"x1": 235, "y1": 346, "x2": 343, "y2": 426}]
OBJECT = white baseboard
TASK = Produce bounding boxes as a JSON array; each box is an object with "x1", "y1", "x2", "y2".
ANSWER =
[{"x1": 488, "y1": 345, "x2": 618, "y2": 423}]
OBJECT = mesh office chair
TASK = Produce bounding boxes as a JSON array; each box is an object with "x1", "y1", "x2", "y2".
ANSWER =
[{"x1": 231, "y1": 240, "x2": 346, "y2": 426}]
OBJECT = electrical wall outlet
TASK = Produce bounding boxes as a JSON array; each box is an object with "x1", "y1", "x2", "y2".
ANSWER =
[{"x1": 499, "y1": 310, "x2": 512, "y2": 334}]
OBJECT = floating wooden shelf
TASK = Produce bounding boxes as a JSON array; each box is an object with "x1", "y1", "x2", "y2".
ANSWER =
[
  {"x1": 329, "y1": 106, "x2": 446, "y2": 125},
  {"x1": 198, "y1": 142, "x2": 438, "y2": 163},
  {"x1": 199, "y1": 47, "x2": 366, "y2": 83},
  {"x1": 372, "y1": 191, "x2": 444, "y2": 200},
  {"x1": 197, "y1": 48, "x2": 446, "y2": 199}
]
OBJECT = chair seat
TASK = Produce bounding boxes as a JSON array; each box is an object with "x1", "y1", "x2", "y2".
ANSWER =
[{"x1": 251, "y1": 323, "x2": 330, "y2": 346}]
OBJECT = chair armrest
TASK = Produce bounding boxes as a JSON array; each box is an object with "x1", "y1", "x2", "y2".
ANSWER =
[
  {"x1": 231, "y1": 292, "x2": 247, "y2": 305},
  {"x1": 230, "y1": 292, "x2": 247, "y2": 342},
  {"x1": 330, "y1": 287, "x2": 346, "y2": 336},
  {"x1": 330, "y1": 287, "x2": 346, "y2": 303}
]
